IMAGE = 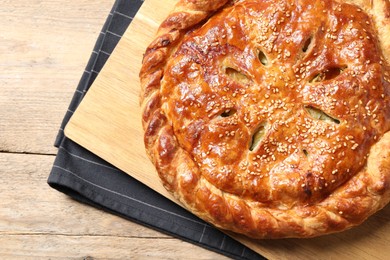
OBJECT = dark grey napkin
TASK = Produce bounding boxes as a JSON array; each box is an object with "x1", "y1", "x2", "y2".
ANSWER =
[{"x1": 47, "y1": 1, "x2": 265, "y2": 259}]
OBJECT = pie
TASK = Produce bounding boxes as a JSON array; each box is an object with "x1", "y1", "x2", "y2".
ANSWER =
[{"x1": 139, "y1": 0, "x2": 390, "y2": 238}]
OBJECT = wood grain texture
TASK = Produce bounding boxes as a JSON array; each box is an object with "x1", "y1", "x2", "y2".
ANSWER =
[
  {"x1": 0, "y1": 235, "x2": 227, "y2": 260},
  {"x1": 66, "y1": 0, "x2": 177, "y2": 201},
  {"x1": 0, "y1": 153, "x2": 227, "y2": 259},
  {"x1": 0, "y1": 0, "x2": 228, "y2": 259},
  {"x1": 0, "y1": 0, "x2": 113, "y2": 154},
  {"x1": 0, "y1": 153, "x2": 159, "y2": 237},
  {"x1": 64, "y1": 0, "x2": 390, "y2": 259}
]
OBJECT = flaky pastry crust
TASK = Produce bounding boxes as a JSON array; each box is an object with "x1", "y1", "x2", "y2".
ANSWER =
[{"x1": 140, "y1": 0, "x2": 390, "y2": 238}]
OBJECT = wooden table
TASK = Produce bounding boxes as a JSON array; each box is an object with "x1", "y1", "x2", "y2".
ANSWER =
[
  {"x1": 0, "y1": 1, "x2": 228, "y2": 258},
  {"x1": 3, "y1": 1, "x2": 390, "y2": 259}
]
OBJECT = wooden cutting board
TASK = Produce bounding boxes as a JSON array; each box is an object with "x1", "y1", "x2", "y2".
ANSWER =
[{"x1": 65, "y1": 0, "x2": 390, "y2": 258}]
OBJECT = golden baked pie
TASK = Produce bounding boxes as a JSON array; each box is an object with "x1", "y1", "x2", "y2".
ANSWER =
[{"x1": 140, "y1": 0, "x2": 390, "y2": 238}]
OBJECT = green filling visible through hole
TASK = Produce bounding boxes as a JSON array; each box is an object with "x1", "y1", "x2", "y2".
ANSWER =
[
  {"x1": 220, "y1": 109, "x2": 236, "y2": 117},
  {"x1": 310, "y1": 67, "x2": 346, "y2": 83},
  {"x1": 225, "y1": 67, "x2": 251, "y2": 84},
  {"x1": 302, "y1": 37, "x2": 312, "y2": 53},
  {"x1": 258, "y1": 50, "x2": 268, "y2": 66},
  {"x1": 305, "y1": 106, "x2": 340, "y2": 124},
  {"x1": 250, "y1": 124, "x2": 267, "y2": 151}
]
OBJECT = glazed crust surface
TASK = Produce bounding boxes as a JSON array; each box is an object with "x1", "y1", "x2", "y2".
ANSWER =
[{"x1": 140, "y1": 0, "x2": 390, "y2": 238}]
